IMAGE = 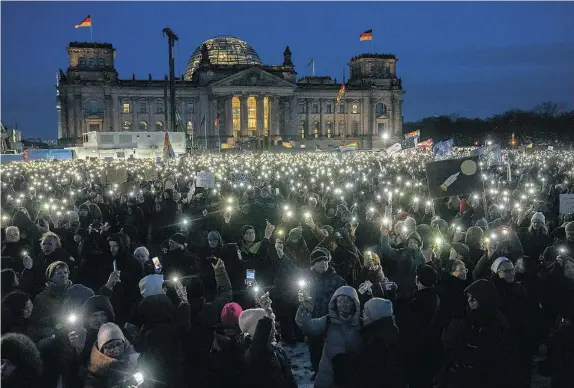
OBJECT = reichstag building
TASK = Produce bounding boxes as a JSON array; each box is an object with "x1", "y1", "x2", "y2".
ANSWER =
[{"x1": 57, "y1": 36, "x2": 404, "y2": 147}]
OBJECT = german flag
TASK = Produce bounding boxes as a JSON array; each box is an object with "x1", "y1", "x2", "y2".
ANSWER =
[
  {"x1": 75, "y1": 15, "x2": 92, "y2": 28},
  {"x1": 360, "y1": 29, "x2": 372, "y2": 41}
]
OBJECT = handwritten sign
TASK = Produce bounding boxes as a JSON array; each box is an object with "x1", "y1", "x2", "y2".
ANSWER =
[
  {"x1": 195, "y1": 171, "x2": 215, "y2": 188},
  {"x1": 559, "y1": 194, "x2": 574, "y2": 215}
]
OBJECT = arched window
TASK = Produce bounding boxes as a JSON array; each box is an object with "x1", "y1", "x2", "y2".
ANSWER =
[
  {"x1": 300, "y1": 120, "x2": 306, "y2": 139},
  {"x1": 78, "y1": 57, "x2": 86, "y2": 66},
  {"x1": 312, "y1": 104, "x2": 319, "y2": 114},
  {"x1": 138, "y1": 101, "x2": 147, "y2": 114},
  {"x1": 325, "y1": 104, "x2": 332, "y2": 114},
  {"x1": 121, "y1": 121, "x2": 132, "y2": 132},
  {"x1": 376, "y1": 103, "x2": 388, "y2": 116},
  {"x1": 327, "y1": 122, "x2": 333, "y2": 138},
  {"x1": 298, "y1": 102, "x2": 306, "y2": 114},
  {"x1": 313, "y1": 122, "x2": 319, "y2": 138},
  {"x1": 155, "y1": 101, "x2": 164, "y2": 114},
  {"x1": 98, "y1": 58, "x2": 105, "y2": 66},
  {"x1": 155, "y1": 121, "x2": 164, "y2": 131},
  {"x1": 186, "y1": 121, "x2": 193, "y2": 133},
  {"x1": 352, "y1": 103, "x2": 360, "y2": 114},
  {"x1": 84, "y1": 99, "x2": 102, "y2": 115},
  {"x1": 139, "y1": 121, "x2": 148, "y2": 131}
]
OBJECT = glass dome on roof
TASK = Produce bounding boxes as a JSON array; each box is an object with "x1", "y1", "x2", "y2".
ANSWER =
[{"x1": 184, "y1": 36, "x2": 262, "y2": 80}]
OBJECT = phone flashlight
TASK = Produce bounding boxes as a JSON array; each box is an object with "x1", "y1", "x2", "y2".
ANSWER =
[
  {"x1": 133, "y1": 372, "x2": 144, "y2": 386},
  {"x1": 559, "y1": 247, "x2": 566, "y2": 254},
  {"x1": 21, "y1": 250, "x2": 28, "y2": 257},
  {"x1": 298, "y1": 279, "x2": 307, "y2": 288},
  {"x1": 68, "y1": 314, "x2": 77, "y2": 324},
  {"x1": 172, "y1": 277, "x2": 179, "y2": 282},
  {"x1": 253, "y1": 285, "x2": 260, "y2": 293},
  {"x1": 304, "y1": 211, "x2": 311, "y2": 218}
]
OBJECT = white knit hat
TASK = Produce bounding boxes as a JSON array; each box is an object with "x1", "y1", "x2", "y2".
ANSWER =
[
  {"x1": 97, "y1": 322, "x2": 125, "y2": 350},
  {"x1": 362, "y1": 298, "x2": 393, "y2": 327},
  {"x1": 139, "y1": 274, "x2": 165, "y2": 298},
  {"x1": 238, "y1": 308, "x2": 267, "y2": 337},
  {"x1": 531, "y1": 212, "x2": 545, "y2": 224},
  {"x1": 491, "y1": 257, "x2": 510, "y2": 274}
]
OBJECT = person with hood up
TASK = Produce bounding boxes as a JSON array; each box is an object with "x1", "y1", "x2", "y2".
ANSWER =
[
  {"x1": 27, "y1": 261, "x2": 73, "y2": 341},
  {"x1": 442, "y1": 279, "x2": 512, "y2": 388},
  {"x1": 83, "y1": 323, "x2": 140, "y2": 388},
  {"x1": 11, "y1": 208, "x2": 46, "y2": 252},
  {"x1": 436, "y1": 260, "x2": 469, "y2": 333},
  {"x1": 1, "y1": 226, "x2": 31, "y2": 273},
  {"x1": 160, "y1": 233, "x2": 199, "y2": 281},
  {"x1": 0, "y1": 333, "x2": 43, "y2": 388},
  {"x1": 238, "y1": 292, "x2": 297, "y2": 388},
  {"x1": 518, "y1": 212, "x2": 553, "y2": 261},
  {"x1": 301, "y1": 247, "x2": 346, "y2": 373},
  {"x1": 378, "y1": 222, "x2": 425, "y2": 302},
  {"x1": 332, "y1": 298, "x2": 405, "y2": 388},
  {"x1": 464, "y1": 226, "x2": 485, "y2": 274},
  {"x1": 1, "y1": 291, "x2": 33, "y2": 335},
  {"x1": 284, "y1": 227, "x2": 311, "y2": 269},
  {"x1": 296, "y1": 285, "x2": 362, "y2": 388}
]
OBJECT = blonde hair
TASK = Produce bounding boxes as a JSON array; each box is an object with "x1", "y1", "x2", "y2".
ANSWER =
[{"x1": 40, "y1": 231, "x2": 61, "y2": 247}]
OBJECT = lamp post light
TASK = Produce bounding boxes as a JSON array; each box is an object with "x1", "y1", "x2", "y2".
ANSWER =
[{"x1": 382, "y1": 131, "x2": 389, "y2": 148}]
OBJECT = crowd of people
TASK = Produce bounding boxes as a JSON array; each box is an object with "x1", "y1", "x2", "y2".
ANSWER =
[{"x1": 1, "y1": 147, "x2": 573, "y2": 388}]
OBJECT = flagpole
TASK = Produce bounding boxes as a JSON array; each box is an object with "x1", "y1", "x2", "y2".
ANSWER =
[
  {"x1": 312, "y1": 59, "x2": 315, "y2": 76},
  {"x1": 204, "y1": 115, "x2": 207, "y2": 151},
  {"x1": 90, "y1": 18, "x2": 93, "y2": 42}
]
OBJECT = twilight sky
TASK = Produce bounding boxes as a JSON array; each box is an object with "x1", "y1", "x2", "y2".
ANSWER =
[{"x1": 1, "y1": 1, "x2": 573, "y2": 139}]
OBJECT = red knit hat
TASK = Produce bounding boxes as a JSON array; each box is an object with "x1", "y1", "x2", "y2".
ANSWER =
[
  {"x1": 221, "y1": 302, "x2": 243, "y2": 328},
  {"x1": 460, "y1": 199, "x2": 470, "y2": 214}
]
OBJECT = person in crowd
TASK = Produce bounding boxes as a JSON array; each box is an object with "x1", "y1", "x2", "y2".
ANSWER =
[
  {"x1": 436, "y1": 260, "x2": 468, "y2": 332},
  {"x1": 301, "y1": 247, "x2": 345, "y2": 373},
  {"x1": 0, "y1": 333, "x2": 43, "y2": 388},
  {"x1": 238, "y1": 292, "x2": 298, "y2": 388},
  {"x1": 161, "y1": 232, "x2": 199, "y2": 280},
  {"x1": 1, "y1": 226, "x2": 31, "y2": 273},
  {"x1": 356, "y1": 251, "x2": 398, "y2": 306},
  {"x1": 1, "y1": 291, "x2": 33, "y2": 335},
  {"x1": 518, "y1": 212, "x2": 553, "y2": 260},
  {"x1": 1, "y1": 269, "x2": 20, "y2": 299}
]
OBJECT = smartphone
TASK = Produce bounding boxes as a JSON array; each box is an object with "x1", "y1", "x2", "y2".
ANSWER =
[
  {"x1": 152, "y1": 257, "x2": 161, "y2": 270},
  {"x1": 113, "y1": 260, "x2": 117, "y2": 272},
  {"x1": 245, "y1": 269, "x2": 256, "y2": 287}
]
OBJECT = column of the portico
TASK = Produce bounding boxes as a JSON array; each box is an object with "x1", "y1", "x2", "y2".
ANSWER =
[
  {"x1": 111, "y1": 94, "x2": 119, "y2": 132},
  {"x1": 240, "y1": 96, "x2": 248, "y2": 137},
  {"x1": 289, "y1": 97, "x2": 298, "y2": 139},
  {"x1": 225, "y1": 97, "x2": 233, "y2": 138},
  {"x1": 395, "y1": 96, "x2": 403, "y2": 136},
  {"x1": 131, "y1": 97, "x2": 137, "y2": 131},
  {"x1": 305, "y1": 99, "x2": 311, "y2": 137},
  {"x1": 256, "y1": 96, "x2": 265, "y2": 138},
  {"x1": 345, "y1": 97, "x2": 350, "y2": 137},
  {"x1": 370, "y1": 98, "x2": 377, "y2": 136},
  {"x1": 74, "y1": 95, "x2": 82, "y2": 136},
  {"x1": 319, "y1": 99, "x2": 325, "y2": 138},
  {"x1": 271, "y1": 97, "x2": 280, "y2": 138}
]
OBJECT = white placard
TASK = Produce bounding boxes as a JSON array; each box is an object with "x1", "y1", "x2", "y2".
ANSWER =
[
  {"x1": 386, "y1": 142, "x2": 402, "y2": 156},
  {"x1": 559, "y1": 194, "x2": 574, "y2": 215},
  {"x1": 196, "y1": 171, "x2": 215, "y2": 188}
]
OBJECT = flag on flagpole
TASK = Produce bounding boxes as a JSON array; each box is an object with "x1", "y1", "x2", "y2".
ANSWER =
[
  {"x1": 404, "y1": 129, "x2": 420, "y2": 139},
  {"x1": 75, "y1": 15, "x2": 92, "y2": 28},
  {"x1": 335, "y1": 82, "x2": 346, "y2": 105},
  {"x1": 163, "y1": 132, "x2": 176, "y2": 160},
  {"x1": 360, "y1": 29, "x2": 373, "y2": 41},
  {"x1": 307, "y1": 59, "x2": 314, "y2": 67}
]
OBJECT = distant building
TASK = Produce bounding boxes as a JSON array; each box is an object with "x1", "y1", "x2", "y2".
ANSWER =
[
  {"x1": 1, "y1": 122, "x2": 22, "y2": 153},
  {"x1": 57, "y1": 36, "x2": 404, "y2": 149}
]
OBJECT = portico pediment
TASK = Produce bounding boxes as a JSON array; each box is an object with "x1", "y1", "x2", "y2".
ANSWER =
[{"x1": 210, "y1": 68, "x2": 296, "y2": 90}]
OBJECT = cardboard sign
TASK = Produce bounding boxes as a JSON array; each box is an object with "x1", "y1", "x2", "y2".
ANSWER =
[
  {"x1": 559, "y1": 194, "x2": 574, "y2": 215},
  {"x1": 196, "y1": 171, "x2": 215, "y2": 188}
]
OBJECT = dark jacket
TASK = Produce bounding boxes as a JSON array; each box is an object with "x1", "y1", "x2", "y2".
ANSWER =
[
  {"x1": 304, "y1": 266, "x2": 345, "y2": 318},
  {"x1": 437, "y1": 274, "x2": 468, "y2": 330}
]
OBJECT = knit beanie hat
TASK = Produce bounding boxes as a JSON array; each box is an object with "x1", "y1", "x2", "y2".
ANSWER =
[
  {"x1": 404, "y1": 216, "x2": 417, "y2": 233},
  {"x1": 362, "y1": 298, "x2": 393, "y2": 327},
  {"x1": 460, "y1": 199, "x2": 470, "y2": 214},
  {"x1": 465, "y1": 226, "x2": 484, "y2": 247},
  {"x1": 238, "y1": 308, "x2": 267, "y2": 337},
  {"x1": 565, "y1": 221, "x2": 574, "y2": 232},
  {"x1": 364, "y1": 251, "x2": 381, "y2": 267},
  {"x1": 475, "y1": 218, "x2": 488, "y2": 230},
  {"x1": 451, "y1": 242, "x2": 470, "y2": 258},
  {"x1": 416, "y1": 264, "x2": 438, "y2": 287},
  {"x1": 1, "y1": 291, "x2": 30, "y2": 318},
  {"x1": 63, "y1": 284, "x2": 95, "y2": 310},
  {"x1": 83, "y1": 295, "x2": 115, "y2": 322},
  {"x1": 531, "y1": 212, "x2": 545, "y2": 224},
  {"x1": 221, "y1": 302, "x2": 243, "y2": 328},
  {"x1": 321, "y1": 225, "x2": 334, "y2": 235},
  {"x1": 240, "y1": 225, "x2": 255, "y2": 238},
  {"x1": 0, "y1": 333, "x2": 43, "y2": 380},
  {"x1": 169, "y1": 233, "x2": 187, "y2": 246},
  {"x1": 406, "y1": 231, "x2": 422, "y2": 247},
  {"x1": 68, "y1": 211, "x2": 80, "y2": 223},
  {"x1": 490, "y1": 257, "x2": 510, "y2": 274},
  {"x1": 97, "y1": 322, "x2": 126, "y2": 349},
  {"x1": 45, "y1": 261, "x2": 69, "y2": 280},
  {"x1": 310, "y1": 247, "x2": 331, "y2": 266},
  {"x1": 139, "y1": 274, "x2": 165, "y2": 298},
  {"x1": 288, "y1": 227, "x2": 303, "y2": 240}
]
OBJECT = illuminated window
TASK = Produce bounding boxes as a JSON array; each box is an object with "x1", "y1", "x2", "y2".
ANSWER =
[
  {"x1": 139, "y1": 121, "x2": 148, "y2": 131},
  {"x1": 313, "y1": 122, "x2": 319, "y2": 138},
  {"x1": 376, "y1": 103, "x2": 387, "y2": 115},
  {"x1": 264, "y1": 97, "x2": 269, "y2": 137},
  {"x1": 352, "y1": 103, "x2": 359, "y2": 114},
  {"x1": 248, "y1": 96, "x2": 256, "y2": 134},
  {"x1": 326, "y1": 104, "x2": 332, "y2": 114},
  {"x1": 327, "y1": 122, "x2": 332, "y2": 138},
  {"x1": 312, "y1": 104, "x2": 319, "y2": 114},
  {"x1": 186, "y1": 121, "x2": 193, "y2": 133},
  {"x1": 301, "y1": 121, "x2": 306, "y2": 139},
  {"x1": 122, "y1": 103, "x2": 131, "y2": 114},
  {"x1": 121, "y1": 121, "x2": 131, "y2": 131},
  {"x1": 232, "y1": 96, "x2": 240, "y2": 138},
  {"x1": 138, "y1": 102, "x2": 147, "y2": 114},
  {"x1": 155, "y1": 121, "x2": 164, "y2": 131},
  {"x1": 156, "y1": 101, "x2": 164, "y2": 114},
  {"x1": 339, "y1": 102, "x2": 345, "y2": 114}
]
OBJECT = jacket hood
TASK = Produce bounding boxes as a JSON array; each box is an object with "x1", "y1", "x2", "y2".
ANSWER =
[
  {"x1": 464, "y1": 279, "x2": 500, "y2": 313},
  {"x1": 87, "y1": 342, "x2": 138, "y2": 377},
  {"x1": 328, "y1": 285, "x2": 361, "y2": 325}
]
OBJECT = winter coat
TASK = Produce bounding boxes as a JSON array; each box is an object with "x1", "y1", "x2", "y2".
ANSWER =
[
  {"x1": 83, "y1": 343, "x2": 139, "y2": 388},
  {"x1": 546, "y1": 318, "x2": 574, "y2": 388},
  {"x1": 333, "y1": 317, "x2": 406, "y2": 388},
  {"x1": 28, "y1": 280, "x2": 73, "y2": 342},
  {"x1": 160, "y1": 249, "x2": 200, "y2": 280},
  {"x1": 296, "y1": 286, "x2": 362, "y2": 388},
  {"x1": 304, "y1": 267, "x2": 346, "y2": 318},
  {"x1": 517, "y1": 227, "x2": 552, "y2": 260},
  {"x1": 436, "y1": 274, "x2": 468, "y2": 330},
  {"x1": 240, "y1": 316, "x2": 298, "y2": 388},
  {"x1": 378, "y1": 234, "x2": 425, "y2": 300}
]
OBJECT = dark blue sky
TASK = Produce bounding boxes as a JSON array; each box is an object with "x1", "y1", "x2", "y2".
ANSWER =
[{"x1": 2, "y1": 1, "x2": 573, "y2": 139}]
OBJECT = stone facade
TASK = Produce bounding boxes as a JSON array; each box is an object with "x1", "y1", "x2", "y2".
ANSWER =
[{"x1": 57, "y1": 38, "x2": 405, "y2": 149}]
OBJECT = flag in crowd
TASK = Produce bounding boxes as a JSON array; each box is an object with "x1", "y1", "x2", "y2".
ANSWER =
[
  {"x1": 400, "y1": 135, "x2": 419, "y2": 150},
  {"x1": 162, "y1": 132, "x2": 175, "y2": 160},
  {"x1": 471, "y1": 143, "x2": 502, "y2": 167},
  {"x1": 433, "y1": 138, "x2": 455, "y2": 160},
  {"x1": 404, "y1": 129, "x2": 420, "y2": 139},
  {"x1": 426, "y1": 155, "x2": 482, "y2": 198}
]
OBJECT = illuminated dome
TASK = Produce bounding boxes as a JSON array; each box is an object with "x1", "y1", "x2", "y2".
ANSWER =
[{"x1": 184, "y1": 36, "x2": 262, "y2": 79}]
